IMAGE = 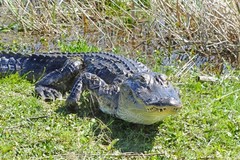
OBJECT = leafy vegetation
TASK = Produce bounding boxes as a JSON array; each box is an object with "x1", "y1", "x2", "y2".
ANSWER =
[
  {"x1": 58, "y1": 39, "x2": 99, "y2": 53},
  {"x1": 0, "y1": 40, "x2": 239, "y2": 159}
]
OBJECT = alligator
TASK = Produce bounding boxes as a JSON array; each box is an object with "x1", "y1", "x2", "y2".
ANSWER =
[{"x1": 0, "y1": 51, "x2": 182, "y2": 124}]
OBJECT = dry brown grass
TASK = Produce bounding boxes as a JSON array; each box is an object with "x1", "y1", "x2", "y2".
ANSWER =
[
  {"x1": 1, "y1": 0, "x2": 240, "y2": 63},
  {"x1": 150, "y1": 0, "x2": 240, "y2": 60}
]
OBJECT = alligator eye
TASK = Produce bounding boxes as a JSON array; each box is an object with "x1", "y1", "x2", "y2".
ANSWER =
[
  {"x1": 155, "y1": 74, "x2": 169, "y2": 86},
  {"x1": 139, "y1": 73, "x2": 151, "y2": 83},
  {"x1": 139, "y1": 76, "x2": 146, "y2": 83},
  {"x1": 156, "y1": 74, "x2": 167, "y2": 82}
]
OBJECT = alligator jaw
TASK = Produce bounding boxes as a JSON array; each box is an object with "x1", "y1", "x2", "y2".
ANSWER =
[
  {"x1": 146, "y1": 105, "x2": 181, "y2": 113},
  {"x1": 144, "y1": 97, "x2": 182, "y2": 116},
  {"x1": 116, "y1": 104, "x2": 182, "y2": 125}
]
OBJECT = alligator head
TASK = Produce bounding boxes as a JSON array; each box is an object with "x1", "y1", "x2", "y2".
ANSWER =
[{"x1": 117, "y1": 72, "x2": 182, "y2": 125}]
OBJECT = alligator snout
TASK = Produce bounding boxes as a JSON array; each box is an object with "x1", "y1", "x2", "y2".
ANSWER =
[
  {"x1": 169, "y1": 97, "x2": 182, "y2": 108},
  {"x1": 146, "y1": 97, "x2": 182, "y2": 108}
]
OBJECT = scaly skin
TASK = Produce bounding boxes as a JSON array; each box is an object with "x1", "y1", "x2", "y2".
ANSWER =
[{"x1": 0, "y1": 51, "x2": 182, "y2": 124}]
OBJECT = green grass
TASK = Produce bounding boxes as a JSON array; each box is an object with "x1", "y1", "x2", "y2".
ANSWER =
[
  {"x1": 0, "y1": 71, "x2": 239, "y2": 159},
  {"x1": 0, "y1": 41, "x2": 240, "y2": 159}
]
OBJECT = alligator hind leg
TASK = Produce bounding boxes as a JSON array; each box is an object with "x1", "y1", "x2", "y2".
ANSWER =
[
  {"x1": 66, "y1": 72, "x2": 119, "y2": 112},
  {"x1": 35, "y1": 60, "x2": 82, "y2": 101}
]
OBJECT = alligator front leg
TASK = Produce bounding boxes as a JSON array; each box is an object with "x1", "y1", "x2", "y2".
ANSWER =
[
  {"x1": 35, "y1": 60, "x2": 82, "y2": 100},
  {"x1": 66, "y1": 72, "x2": 119, "y2": 112}
]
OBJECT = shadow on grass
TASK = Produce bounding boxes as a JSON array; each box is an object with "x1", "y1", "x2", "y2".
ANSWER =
[
  {"x1": 56, "y1": 101, "x2": 159, "y2": 153},
  {"x1": 93, "y1": 110, "x2": 160, "y2": 153}
]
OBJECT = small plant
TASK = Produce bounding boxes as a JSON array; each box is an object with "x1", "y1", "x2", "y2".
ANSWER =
[{"x1": 58, "y1": 39, "x2": 99, "y2": 53}]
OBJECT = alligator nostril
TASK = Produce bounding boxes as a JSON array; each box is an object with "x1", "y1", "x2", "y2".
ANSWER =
[{"x1": 169, "y1": 97, "x2": 182, "y2": 107}]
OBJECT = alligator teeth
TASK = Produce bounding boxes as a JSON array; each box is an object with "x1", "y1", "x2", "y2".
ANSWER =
[{"x1": 147, "y1": 107, "x2": 167, "y2": 112}]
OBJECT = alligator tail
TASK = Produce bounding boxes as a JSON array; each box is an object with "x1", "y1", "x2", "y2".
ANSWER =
[
  {"x1": 0, "y1": 51, "x2": 70, "y2": 81},
  {"x1": 0, "y1": 52, "x2": 27, "y2": 77}
]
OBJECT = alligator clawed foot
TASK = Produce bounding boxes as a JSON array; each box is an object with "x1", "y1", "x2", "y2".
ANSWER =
[
  {"x1": 65, "y1": 97, "x2": 79, "y2": 113},
  {"x1": 35, "y1": 86, "x2": 63, "y2": 101}
]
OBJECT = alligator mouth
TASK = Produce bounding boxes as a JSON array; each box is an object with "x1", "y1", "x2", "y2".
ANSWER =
[{"x1": 146, "y1": 106, "x2": 181, "y2": 113}]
